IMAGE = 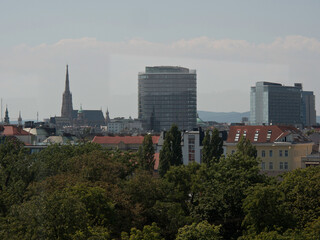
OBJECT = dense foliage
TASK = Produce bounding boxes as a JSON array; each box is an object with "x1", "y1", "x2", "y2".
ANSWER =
[
  {"x1": 0, "y1": 136, "x2": 319, "y2": 240},
  {"x1": 202, "y1": 129, "x2": 224, "y2": 164},
  {"x1": 159, "y1": 124, "x2": 183, "y2": 177}
]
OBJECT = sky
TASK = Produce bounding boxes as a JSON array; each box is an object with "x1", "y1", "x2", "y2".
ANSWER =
[{"x1": 1, "y1": 0, "x2": 320, "y2": 121}]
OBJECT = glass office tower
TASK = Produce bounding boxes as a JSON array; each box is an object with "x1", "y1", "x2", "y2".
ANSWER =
[
  {"x1": 250, "y1": 82, "x2": 302, "y2": 126},
  {"x1": 138, "y1": 66, "x2": 197, "y2": 132},
  {"x1": 301, "y1": 91, "x2": 316, "y2": 127}
]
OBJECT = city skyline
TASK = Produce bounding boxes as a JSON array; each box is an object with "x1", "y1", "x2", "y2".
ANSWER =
[{"x1": 1, "y1": 1, "x2": 320, "y2": 120}]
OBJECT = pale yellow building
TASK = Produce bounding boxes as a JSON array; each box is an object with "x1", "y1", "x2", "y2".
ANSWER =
[{"x1": 226, "y1": 125, "x2": 313, "y2": 176}]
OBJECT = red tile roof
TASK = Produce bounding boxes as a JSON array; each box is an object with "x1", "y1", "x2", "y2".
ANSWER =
[
  {"x1": 227, "y1": 125, "x2": 307, "y2": 144},
  {"x1": 0, "y1": 125, "x2": 31, "y2": 136},
  {"x1": 92, "y1": 135, "x2": 160, "y2": 145}
]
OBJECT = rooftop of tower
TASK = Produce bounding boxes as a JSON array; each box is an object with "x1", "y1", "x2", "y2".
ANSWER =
[{"x1": 143, "y1": 66, "x2": 195, "y2": 74}]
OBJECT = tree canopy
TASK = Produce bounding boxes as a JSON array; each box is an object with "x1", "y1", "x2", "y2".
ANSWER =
[{"x1": 0, "y1": 135, "x2": 319, "y2": 240}]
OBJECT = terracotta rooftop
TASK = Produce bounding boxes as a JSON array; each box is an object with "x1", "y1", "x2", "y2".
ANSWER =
[
  {"x1": 227, "y1": 125, "x2": 309, "y2": 144},
  {"x1": 0, "y1": 125, "x2": 31, "y2": 136},
  {"x1": 92, "y1": 135, "x2": 160, "y2": 145}
]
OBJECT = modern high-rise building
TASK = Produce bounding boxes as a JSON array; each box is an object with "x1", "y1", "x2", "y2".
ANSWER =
[
  {"x1": 138, "y1": 66, "x2": 197, "y2": 132},
  {"x1": 301, "y1": 90, "x2": 317, "y2": 127},
  {"x1": 250, "y1": 82, "x2": 316, "y2": 127}
]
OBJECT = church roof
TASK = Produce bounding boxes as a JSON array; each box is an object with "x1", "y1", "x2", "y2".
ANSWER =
[{"x1": 72, "y1": 110, "x2": 105, "y2": 124}]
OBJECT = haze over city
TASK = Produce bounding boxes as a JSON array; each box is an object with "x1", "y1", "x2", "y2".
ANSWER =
[{"x1": 1, "y1": 0, "x2": 320, "y2": 121}]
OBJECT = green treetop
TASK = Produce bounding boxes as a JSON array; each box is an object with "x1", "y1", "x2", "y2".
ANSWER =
[
  {"x1": 139, "y1": 134, "x2": 155, "y2": 172},
  {"x1": 159, "y1": 124, "x2": 182, "y2": 177}
]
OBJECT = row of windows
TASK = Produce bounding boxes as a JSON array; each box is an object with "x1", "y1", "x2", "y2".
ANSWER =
[
  {"x1": 188, "y1": 135, "x2": 196, "y2": 162},
  {"x1": 139, "y1": 74, "x2": 196, "y2": 79},
  {"x1": 261, "y1": 150, "x2": 288, "y2": 157},
  {"x1": 261, "y1": 161, "x2": 288, "y2": 170}
]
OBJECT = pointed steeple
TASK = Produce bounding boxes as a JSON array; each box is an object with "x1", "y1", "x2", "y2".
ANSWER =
[
  {"x1": 61, "y1": 65, "x2": 73, "y2": 122},
  {"x1": 18, "y1": 111, "x2": 22, "y2": 126},
  {"x1": 4, "y1": 105, "x2": 10, "y2": 125},
  {"x1": 65, "y1": 64, "x2": 70, "y2": 93},
  {"x1": 105, "y1": 108, "x2": 110, "y2": 124}
]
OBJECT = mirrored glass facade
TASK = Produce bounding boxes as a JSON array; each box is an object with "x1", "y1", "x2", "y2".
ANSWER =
[{"x1": 138, "y1": 66, "x2": 197, "y2": 132}]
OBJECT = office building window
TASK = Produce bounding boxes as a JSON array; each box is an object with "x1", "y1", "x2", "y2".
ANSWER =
[
  {"x1": 261, "y1": 162, "x2": 265, "y2": 170},
  {"x1": 279, "y1": 150, "x2": 283, "y2": 157},
  {"x1": 269, "y1": 162, "x2": 273, "y2": 170},
  {"x1": 262, "y1": 150, "x2": 266, "y2": 157},
  {"x1": 284, "y1": 162, "x2": 288, "y2": 169},
  {"x1": 285, "y1": 150, "x2": 288, "y2": 157},
  {"x1": 269, "y1": 150, "x2": 273, "y2": 157}
]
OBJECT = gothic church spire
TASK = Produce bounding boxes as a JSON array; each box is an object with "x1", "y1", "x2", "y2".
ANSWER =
[
  {"x1": 61, "y1": 65, "x2": 73, "y2": 121},
  {"x1": 65, "y1": 64, "x2": 70, "y2": 93},
  {"x1": 4, "y1": 105, "x2": 10, "y2": 125}
]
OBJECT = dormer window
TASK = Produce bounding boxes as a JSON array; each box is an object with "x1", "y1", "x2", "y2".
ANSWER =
[
  {"x1": 266, "y1": 130, "x2": 272, "y2": 141},
  {"x1": 254, "y1": 130, "x2": 259, "y2": 141},
  {"x1": 235, "y1": 130, "x2": 240, "y2": 141},
  {"x1": 243, "y1": 130, "x2": 247, "y2": 138}
]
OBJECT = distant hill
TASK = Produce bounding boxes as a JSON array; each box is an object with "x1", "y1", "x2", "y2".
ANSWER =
[
  {"x1": 198, "y1": 111, "x2": 250, "y2": 123},
  {"x1": 198, "y1": 111, "x2": 320, "y2": 124}
]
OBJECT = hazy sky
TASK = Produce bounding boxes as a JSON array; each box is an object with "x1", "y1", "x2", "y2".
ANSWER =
[{"x1": 1, "y1": 0, "x2": 320, "y2": 121}]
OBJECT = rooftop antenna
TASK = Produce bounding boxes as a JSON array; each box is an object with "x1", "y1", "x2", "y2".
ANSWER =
[{"x1": 37, "y1": 112, "x2": 39, "y2": 122}]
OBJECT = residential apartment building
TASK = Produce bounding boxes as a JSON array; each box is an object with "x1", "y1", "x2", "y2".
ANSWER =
[
  {"x1": 226, "y1": 125, "x2": 313, "y2": 175},
  {"x1": 92, "y1": 129, "x2": 204, "y2": 170},
  {"x1": 138, "y1": 66, "x2": 197, "y2": 132},
  {"x1": 157, "y1": 129, "x2": 204, "y2": 165},
  {"x1": 107, "y1": 117, "x2": 142, "y2": 134}
]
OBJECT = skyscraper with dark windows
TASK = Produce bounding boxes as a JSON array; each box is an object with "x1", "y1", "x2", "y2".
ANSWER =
[
  {"x1": 250, "y1": 82, "x2": 316, "y2": 127},
  {"x1": 299, "y1": 88, "x2": 316, "y2": 127},
  {"x1": 138, "y1": 66, "x2": 197, "y2": 132}
]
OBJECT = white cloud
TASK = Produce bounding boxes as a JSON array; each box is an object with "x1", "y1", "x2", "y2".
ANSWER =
[{"x1": 1, "y1": 35, "x2": 320, "y2": 121}]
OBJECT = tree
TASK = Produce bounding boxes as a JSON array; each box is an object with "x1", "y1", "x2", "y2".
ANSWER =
[
  {"x1": 242, "y1": 184, "x2": 294, "y2": 234},
  {"x1": 0, "y1": 137, "x2": 35, "y2": 216},
  {"x1": 279, "y1": 166, "x2": 320, "y2": 228},
  {"x1": 169, "y1": 124, "x2": 183, "y2": 166},
  {"x1": 236, "y1": 136, "x2": 257, "y2": 159},
  {"x1": 139, "y1": 134, "x2": 155, "y2": 172},
  {"x1": 159, "y1": 136, "x2": 172, "y2": 177},
  {"x1": 211, "y1": 129, "x2": 223, "y2": 162},
  {"x1": 176, "y1": 221, "x2": 221, "y2": 240},
  {"x1": 201, "y1": 130, "x2": 212, "y2": 164},
  {"x1": 190, "y1": 140, "x2": 266, "y2": 239},
  {"x1": 121, "y1": 223, "x2": 164, "y2": 240},
  {"x1": 202, "y1": 129, "x2": 223, "y2": 164},
  {"x1": 159, "y1": 124, "x2": 182, "y2": 177}
]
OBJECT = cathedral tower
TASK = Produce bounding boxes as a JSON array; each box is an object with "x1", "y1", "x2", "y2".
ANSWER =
[
  {"x1": 61, "y1": 65, "x2": 73, "y2": 121},
  {"x1": 4, "y1": 106, "x2": 10, "y2": 125},
  {"x1": 18, "y1": 111, "x2": 22, "y2": 126}
]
